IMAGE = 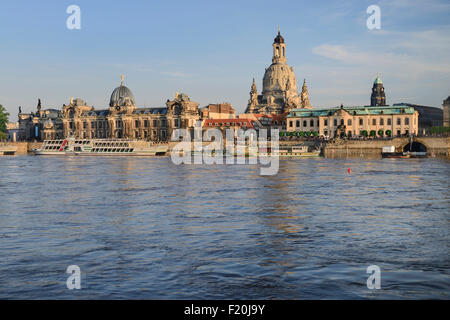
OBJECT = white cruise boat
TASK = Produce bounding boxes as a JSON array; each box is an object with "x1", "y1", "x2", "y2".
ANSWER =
[{"x1": 33, "y1": 137, "x2": 168, "y2": 156}]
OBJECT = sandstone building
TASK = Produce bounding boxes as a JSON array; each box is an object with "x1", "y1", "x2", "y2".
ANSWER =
[
  {"x1": 18, "y1": 76, "x2": 201, "y2": 142},
  {"x1": 245, "y1": 30, "x2": 312, "y2": 115},
  {"x1": 286, "y1": 104, "x2": 419, "y2": 138},
  {"x1": 200, "y1": 103, "x2": 236, "y2": 119}
]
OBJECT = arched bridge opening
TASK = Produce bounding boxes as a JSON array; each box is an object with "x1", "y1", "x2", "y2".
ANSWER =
[{"x1": 403, "y1": 141, "x2": 427, "y2": 152}]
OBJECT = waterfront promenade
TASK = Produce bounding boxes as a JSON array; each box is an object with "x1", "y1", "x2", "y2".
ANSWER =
[{"x1": 2, "y1": 136, "x2": 449, "y2": 158}]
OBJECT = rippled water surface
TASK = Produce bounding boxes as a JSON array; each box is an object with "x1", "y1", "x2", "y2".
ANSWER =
[{"x1": 0, "y1": 156, "x2": 449, "y2": 299}]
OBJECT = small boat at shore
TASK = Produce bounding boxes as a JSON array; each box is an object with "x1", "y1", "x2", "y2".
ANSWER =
[
  {"x1": 381, "y1": 145, "x2": 427, "y2": 159},
  {"x1": 382, "y1": 152, "x2": 411, "y2": 159},
  {"x1": 33, "y1": 138, "x2": 168, "y2": 156}
]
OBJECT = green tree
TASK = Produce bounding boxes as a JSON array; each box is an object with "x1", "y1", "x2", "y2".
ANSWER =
[
  {"x1": 430, "y1": 126, "x2": 450, "y2": 135},
  {"x1": 0, "y1": 104, "x2": 10, "y2": 140}
]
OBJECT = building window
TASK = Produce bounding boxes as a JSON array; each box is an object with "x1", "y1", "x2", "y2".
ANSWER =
[
  {"x1": 289, "y1": 121, "x2": 293, "y2": 128},
  {"x1": 405, "y1": 118, "x2": 409, "y2": 125},
  {"x1": 135, "y1": 120, "x2": 140, "y2": 128},
  {"x1": 296, "y1": 120, "x2": 300, "y2": 127},
  {"x1": 153, "y1": 120, "x2": 158, "y2": 126},
  {"x1": 380, "y1": 118, "x2": 384, "y2": 125},
  {"x1": 83, "y1": 122, "x2": 87, "y2": 129},
  {"x1": 388, "y1": 118, "x2": 392, "y2": 125},
  {"x1": 397, "y1": 130, "x2": 401, "y2": 136},
  {"x1": 359, "y1": 118, "x2": 363, "y2": 126},
  {"x1": 334, "y1": 119, "x2": 337, "y2": 126},
  {"x1": 310, "y1": 119, "x2": 314, "y2": 127},
  {"x1": 397, "y1": 118, "x2": 401, "y2": 125},
  {"x1": 303, "y1": 120, "x2": 307, "y2": 127},
  {"x1": 372, "y1": 119, "x2": 376, "y2": 126},
  {"x1": 347, "y1": 119, "x2": 352, "y2": 126},
  {"x1": 340, "y1": 119, "x2": 344, "y2": 126},
  {"x1": 324, "y1": 119, "x2": 328, "y2": 126}
]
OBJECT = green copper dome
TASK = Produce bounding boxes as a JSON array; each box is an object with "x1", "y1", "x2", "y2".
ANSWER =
[{"x1": 374, "y1": 75, "x2": 383, "y2": 85}]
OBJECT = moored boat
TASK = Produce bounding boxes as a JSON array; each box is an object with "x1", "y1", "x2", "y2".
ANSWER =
[{"x1": 33, "y1": 137, "x2": 168, "y2": 156}]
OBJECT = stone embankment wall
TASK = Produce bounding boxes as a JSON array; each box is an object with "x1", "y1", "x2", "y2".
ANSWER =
[
  {"x1": 323, "y1": 137, "x2": 450, "y2": 158},
  {"x1": 0, "y1": 142, "x2": 43, "y2": 155}
]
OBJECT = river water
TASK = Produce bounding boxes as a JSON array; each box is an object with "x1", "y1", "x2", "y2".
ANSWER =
[{"x1": 0, "y1": 156, "x2": 449, "y2": 299}]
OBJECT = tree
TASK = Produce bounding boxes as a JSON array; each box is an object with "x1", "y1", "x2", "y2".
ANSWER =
[{"x1": 0, "y1": 104, "x2": 10, "y2": 140}]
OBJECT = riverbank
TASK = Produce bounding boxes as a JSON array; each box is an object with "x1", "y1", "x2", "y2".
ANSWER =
[
  {"x1": 2, "y1": 136, "x2": 449, "y2": 158},
  {"x1": 323, "y1": 136, "x2": 450, "y2": 158},
  {"x1": 0, "y1": 142, "x2": 42, "y2": 155}
]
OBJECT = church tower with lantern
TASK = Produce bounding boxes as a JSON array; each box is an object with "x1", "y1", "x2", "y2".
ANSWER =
[
  {"x1": 370, "y1": 74, "x2": 386, "y2": 106},
  {"x1": 245, "y1": 29, "x2": 311, "y2": 114}
]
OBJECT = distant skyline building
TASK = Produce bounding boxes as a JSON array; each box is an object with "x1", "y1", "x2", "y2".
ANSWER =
[{"x1": 245, "y1": 30, "x2": 311, "y2": 115}]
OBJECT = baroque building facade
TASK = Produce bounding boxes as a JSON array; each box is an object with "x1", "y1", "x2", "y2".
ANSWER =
[
  {"x1": 245, "y1": 30, "x2": 312, "y2": 115},
  {"x1": 19, "y1": 77, "x2": 201, "y2": 142},
  {"x1": 18, "y1": 99, "x2": 64, "y2": 141},
  {"x1": 287, "y1": 104, "x2": 419, "y2": 138},
  {"x1": 286, "y1": 77, "x2": 420, "y2": 138}
]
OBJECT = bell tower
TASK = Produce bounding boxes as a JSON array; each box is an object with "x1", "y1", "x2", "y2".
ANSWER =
[{"x1": 272, "y1": 28, "x2": 286, "y2": 64}]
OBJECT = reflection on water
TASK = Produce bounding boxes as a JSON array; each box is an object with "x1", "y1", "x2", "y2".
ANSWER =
[{"x1": 0, "y1": 156, "x2": 449, "y2": 299}]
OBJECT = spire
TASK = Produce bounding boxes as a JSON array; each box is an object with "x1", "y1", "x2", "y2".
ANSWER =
[
  {"x1": 278, "y1": 26, "x2": 280, "y2": 35},
  {"x1": 301, "y1": 79, "x2": 311, "y2": 109},
  {"x1": 121, "y1": 74, "x2": 124, "y2": 86}
]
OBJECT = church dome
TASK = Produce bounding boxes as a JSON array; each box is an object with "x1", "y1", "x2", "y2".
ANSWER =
[
  {"x1": 109, "y1": 76, "x2": 135, "y2": 107},
  {"x1": 262, "y1": 63, "x2": 297, "y2": 95},
  {"x1": 374, "y1": 74, "x2": 383, "y2": 85}
]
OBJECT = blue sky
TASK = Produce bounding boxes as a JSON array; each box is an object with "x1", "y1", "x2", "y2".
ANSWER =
[{"x1": 0, "y1": 0, "x2": 449, "y2": 116}]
